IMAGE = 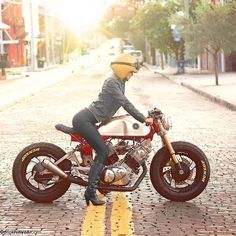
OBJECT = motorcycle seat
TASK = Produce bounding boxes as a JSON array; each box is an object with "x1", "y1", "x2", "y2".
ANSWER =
[{"x1": 55, "y1": 124, "x2": 78, "y2": 134}]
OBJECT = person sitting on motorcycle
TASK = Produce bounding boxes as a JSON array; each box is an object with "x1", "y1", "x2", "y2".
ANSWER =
[{"x1": 72, "y1": 54, "x2": 154, "y2": 206}]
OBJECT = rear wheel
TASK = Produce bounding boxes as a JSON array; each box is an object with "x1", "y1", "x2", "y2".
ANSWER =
[
  {"x1": 150, "y1": 141, "x2": 210, "y2": 201},
  {"x1": 12, "y1": 142, "x2": 71, "y2": 203}
]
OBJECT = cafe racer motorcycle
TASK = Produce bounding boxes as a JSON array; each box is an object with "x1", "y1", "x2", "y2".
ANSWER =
[{"x1": 13, "y1": 108, "x2": 210, "y2": 203}]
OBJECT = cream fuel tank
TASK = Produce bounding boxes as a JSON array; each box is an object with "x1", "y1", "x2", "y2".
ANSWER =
[{"x1": 98, "y1": 115, "x2": 151, "y2": 137}]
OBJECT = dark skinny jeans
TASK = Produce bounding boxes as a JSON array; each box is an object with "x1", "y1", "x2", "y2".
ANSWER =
[{"x1": 72, "y1": 108, "x2": 109, "y2": 164}]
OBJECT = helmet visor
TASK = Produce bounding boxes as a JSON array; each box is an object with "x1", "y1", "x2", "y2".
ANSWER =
[{"x1": 111, "y1": 61, "x2": 141, "y2": 72}]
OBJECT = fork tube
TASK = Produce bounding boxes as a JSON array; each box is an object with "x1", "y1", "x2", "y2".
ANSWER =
[
  {"x1": 162, "y1": 135, "x2": 179, "y2": 164},
  {"x1": 157, "y1": 121, "x2": 182, "y2": 169}
]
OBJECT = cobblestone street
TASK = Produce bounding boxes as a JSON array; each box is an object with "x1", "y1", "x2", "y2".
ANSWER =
[{"x1": 0, "y1": 66, "x2": 236, "y2": 236}]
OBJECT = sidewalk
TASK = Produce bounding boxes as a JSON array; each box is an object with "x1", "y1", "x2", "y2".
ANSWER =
[
  {"x1": 0, "y1": 55, "x2": 112, "y2": 112},
  {"x1": 147, "y1": 65, "x2": 236, "y2": 112},
  {"x1": 0, "y1": 63, "x2": 80, "y2": 112}
]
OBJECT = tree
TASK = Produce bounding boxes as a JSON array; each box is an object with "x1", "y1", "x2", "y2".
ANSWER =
[
  {"x1": 181, "y1": 2, "x2": 236, "y2": 85},
  {"x1": 100, "y1": 1, "x2": 145, "y2": 51},
  {"x1": 131, "y1": 1, "x2": 180, "y2": 69}
]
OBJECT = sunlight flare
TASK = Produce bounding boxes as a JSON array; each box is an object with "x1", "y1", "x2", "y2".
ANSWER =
[{"x1": 54, "y1": 0, "x2": 108, "y2": 33}]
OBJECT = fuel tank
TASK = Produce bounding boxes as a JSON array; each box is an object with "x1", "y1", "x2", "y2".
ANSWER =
[{"x1": 98, "y1": 115, "x2": 151, "y2": 137}]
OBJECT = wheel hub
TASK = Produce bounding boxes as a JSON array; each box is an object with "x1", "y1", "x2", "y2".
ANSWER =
[
  {"x1": 32, "y1": 162, "x2": 53, "y2": 184},
  {"x1": 171, "y1": 162, "x2": 191, "y2": 182},
  {"x1": 32, "y1": 160, "x2": 72, "y2": 184}
]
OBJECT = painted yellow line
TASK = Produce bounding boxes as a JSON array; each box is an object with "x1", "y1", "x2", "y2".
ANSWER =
[
  {"x1": 111, "y1": 192, "x2": 135, "y2": 236},
  {"x1": 81, "y1": 192, "x2": 135, "y2": 236},
  {"x1": 81, "y1": 192, "x2": 106, "y2": 236}
]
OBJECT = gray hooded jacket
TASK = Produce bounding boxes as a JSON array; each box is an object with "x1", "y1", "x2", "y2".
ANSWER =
[{"x1": 88, "y1": 74, "x2": 146, "y2": 123}]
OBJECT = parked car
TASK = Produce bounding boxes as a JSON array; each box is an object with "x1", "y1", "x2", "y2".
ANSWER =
[
  {"x1": 122, "y1": 45, "x2": 134, "y2": 54},
  {"x1": 130, "y1": 50, "x2": 144, "y2": 65}
]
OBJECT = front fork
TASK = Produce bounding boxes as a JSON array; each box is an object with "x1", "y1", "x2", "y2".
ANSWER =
[{"x1": 156, "y1": 120, "x2": 183, "y2": 172}]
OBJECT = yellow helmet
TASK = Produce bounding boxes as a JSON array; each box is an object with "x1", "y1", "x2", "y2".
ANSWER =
[{"x1": 110, "y1": 54, "x2": 140, "y2": 79}]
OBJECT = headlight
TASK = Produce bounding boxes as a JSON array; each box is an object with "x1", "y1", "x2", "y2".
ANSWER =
[{"x1": 161, "y1": 115, "x2": 172, "y2": 130}]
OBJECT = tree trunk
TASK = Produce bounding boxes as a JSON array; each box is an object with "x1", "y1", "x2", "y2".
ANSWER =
[
  {"x1": 161, "y1": 52, "x2": 164, "y2": 70},
  {"x1": 175, "y1": 49, "x2": 179, "y2": 62},
  {"x1": 213, "y1": 52, "x2": 219, "y2": 86},
  {"x1": 174, "y1": 49, "x2": 179, "y2": 74}
]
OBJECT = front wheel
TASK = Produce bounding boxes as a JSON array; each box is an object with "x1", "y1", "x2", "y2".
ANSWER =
[{"x1": 150, "y1": 141, "x2": 210, "y2": 201}]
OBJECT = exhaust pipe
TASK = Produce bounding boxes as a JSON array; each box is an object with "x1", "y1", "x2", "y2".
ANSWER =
[
  {"x1": 42, "y1": 159, "x2": 68, "y2": 179},
  {"x1": 42, "y1": 159, "x2": 88, "y2": 186}
]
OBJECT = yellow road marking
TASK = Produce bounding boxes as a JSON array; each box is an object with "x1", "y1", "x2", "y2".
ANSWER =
[
  {"x1": 111, "y1": 192, "x2": 134, "y2": 236},
  {"x1": 81, "y1": 193, "x2": 106, "y2": 236},
  {"x1": 81, "y1": 192, "x2": 135, "y2": 236}
]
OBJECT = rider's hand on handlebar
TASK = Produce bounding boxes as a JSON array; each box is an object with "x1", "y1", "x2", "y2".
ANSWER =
[{"x1": 144, "y1": 118, "x2": 154, "y2": 126}]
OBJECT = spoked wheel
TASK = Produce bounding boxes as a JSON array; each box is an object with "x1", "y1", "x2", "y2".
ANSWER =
[
  {"x1": 13, "y1": 142, "x2": 72, "y2": 202},
  {"x1": 150, "y1": 141, "x2": 210, "y2": 201}
]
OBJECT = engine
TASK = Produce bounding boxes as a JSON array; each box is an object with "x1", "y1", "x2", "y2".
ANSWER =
[
  {"x1": 101, "y1": 139, "x2": 152, "y2": 186},
  {"x1": 123, "y1": 139, "x2": 152, "y2": 173}
]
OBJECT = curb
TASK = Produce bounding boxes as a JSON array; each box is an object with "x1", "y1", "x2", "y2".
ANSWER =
[
  {"x1": 5, "y1": 74, "x2": 27, "y2": 81},
  {"x1": 0, "y1": 70, "x2": 79, "y2": 112},
  {"x1": 5, "y1": 64, "x2": 61, "y2": 80},
  {"x1": 154, "y1": 70, "x2": 236, "y2": 112},
  {"x1": 181, "y1": 82, "x2": 236, "y2": 111}
]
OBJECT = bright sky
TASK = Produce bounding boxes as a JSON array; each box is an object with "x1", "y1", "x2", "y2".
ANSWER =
[{"x1": 53, "y1": 0, "x2": 113, "y2": 33}]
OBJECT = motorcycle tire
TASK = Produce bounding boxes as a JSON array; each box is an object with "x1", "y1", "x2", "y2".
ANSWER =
[
  {"x1": 12, "y1": 142, "x2": 71, "y2": 203},
  {"x1": 150, "y1": 141, "x2": 210, "y2": 202}
]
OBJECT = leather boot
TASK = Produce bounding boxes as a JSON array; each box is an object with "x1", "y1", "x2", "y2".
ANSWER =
[{"x1": 84, "y1": 161, "x2": 105, "y2": 206}]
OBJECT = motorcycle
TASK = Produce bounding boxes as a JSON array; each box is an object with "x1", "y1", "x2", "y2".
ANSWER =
[{"x1": 12, "y1": 108, "x2": 210, "y2": 203}]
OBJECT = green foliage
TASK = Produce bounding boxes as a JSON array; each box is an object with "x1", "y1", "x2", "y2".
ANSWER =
[
  {"x1": 101, "y1": 0, "x2": 184, "y2": 57},
  {"x1": 101, "y1": 0, "x2": 236, "y2": 81},
  {"x1": 181, "y1": 2, "x2": 236, "y2": 56},
  {"x1": 100, "y1": 1, "x2": 145, "y2": 50},
  {"x1": 101, "y1": 2, "x2": 136, "y2": 39},
  {"x1": 102, "y1": 15, "x2": 132, "y2": 39},
  {"x1": 180, "y1": 2, "x2": 236, "y2": 85},
  {"x1": 131, "y1": 1, "x2": 181, "y2": 58}
]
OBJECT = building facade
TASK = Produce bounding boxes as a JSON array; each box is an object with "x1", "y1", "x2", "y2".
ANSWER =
[
  {"x1": 1, "y1": 0, "x2": 62, "y2": 69},
  {"x1": 2, "y1": 1, "x2": 26, "y2": 67}
]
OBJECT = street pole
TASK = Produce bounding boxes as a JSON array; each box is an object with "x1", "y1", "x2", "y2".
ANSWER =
[
  {"x1": 0, "y1": 0, "x2": 3, "y2": 54},
  {"x1": 198, "y1": 55, "x2": 201, "y2": 70},
  {"x1": 29, "y1": 0, "x2": 36, "y2": 71},
  {"x1": 44, "y1": 0, "x2": 50, "y2": 66},
  {"x1": 50, "y1": 15, "x2": 55, "y2": 65},
  {"x1": 221, "y1": 50, "x2": 225, "y2": 73},
  {"x1": 0, "y1": 0, "x2": 6, "y2": 79},
  {"x1": 179, "y1": 0, "x2": 189, "y2": 74},
  {"x1": 184, "y1": 0, "x2": 189, "y2": 18}
]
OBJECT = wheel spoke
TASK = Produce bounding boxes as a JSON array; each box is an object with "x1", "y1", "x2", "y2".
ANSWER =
[
  {"x1": 26, "y1": 171, "x2": 34, "y2": 181},
  {"x1": 27, "y1": 174, "x2": 33, "y2": 181},
  {"x1": 29, "y1": 178, "x2": 38, "y2": 188},
  {"x1": 26, "y1": 170, "x2": 34, "y2": 175},
  {"x1": 189, "y1": 161, "x2": 196, "y2": 170},
  {"x1": 185, "y1": 178, "x2": 195, "y2": 185},
  {"x1": 163, "y1": 166, "x2": 171, "y2": 174},
  {"x1": 38, "y1": 183, "x2": 46, "y2": 190},
  {"x1": 177, "y1": 154, "x2": 183, "y2": 162},
  {"x1": 47, "y1": 180, "x2": 56, "y2": 187},
  {"x1": 163, "y1": 174, "x2": 171, "y2": 184},
  {"x1": 30, "y1": 160, "x2": 39, "y2": 164},
  {"x1": 170, "y1": 179, "x2": 176, "y2": 188},
  {"x1": 36, "y1": 157, "x2": 44, "y2": 163}
]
